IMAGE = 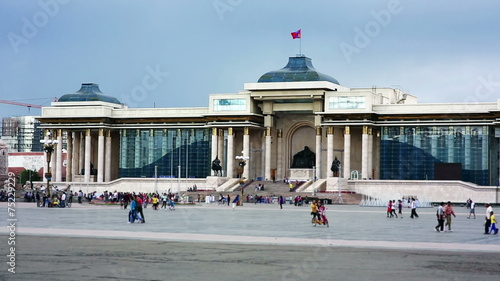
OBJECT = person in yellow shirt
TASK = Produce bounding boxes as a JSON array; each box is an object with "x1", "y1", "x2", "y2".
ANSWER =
[
  {"x1": 489, "y1": 211, "x2": 498, "y2": 235},
  {"x1": 310, "y1": 200, "x2": 319, "y2": 221},
  {"x1": 152, "y1": 195, "x2": 159, "y2": 210}
]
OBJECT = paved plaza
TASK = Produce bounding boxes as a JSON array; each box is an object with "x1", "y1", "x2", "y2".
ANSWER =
[{"x1": 1, "y1": 202, "x2": 500, "y2": 280}]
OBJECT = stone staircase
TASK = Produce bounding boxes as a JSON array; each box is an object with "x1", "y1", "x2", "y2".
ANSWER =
[{"x1": 239, "y1": 181, "x2": 362, "y2": 205}]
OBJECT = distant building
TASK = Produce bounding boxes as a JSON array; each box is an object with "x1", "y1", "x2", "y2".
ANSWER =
[
  {"x1": 36, "y1": 55, "x2": 500, "y2": 188},
  {"x1": 0, "y1": 138, "x2": 9, "y2": 182},
  {"x1": 1, "y1": 116, "x2": 43, "y2": 152}
]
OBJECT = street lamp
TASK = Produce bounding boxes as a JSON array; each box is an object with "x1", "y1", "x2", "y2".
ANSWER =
[
  {"x1": 40, "y1": 132, "x2": 59, "y2": 198},
  {"x1": 235, "y1": 151, "x2": 249, "y2": 206}
]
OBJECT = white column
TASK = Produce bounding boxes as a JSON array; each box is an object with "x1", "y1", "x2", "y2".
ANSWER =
[
  {"x1": 43, "y1": 130, "x2": 49, "y2": 177},
  {"x1": 66, "y1": 131, "x2": 72, "y2": 182},
  {"x1": 344, "y1": 126, "x2": 351, "y2": 179},
  {"x1": 211, "y1": 128, "x2": 218, "y2": 169},
  {"x1": 72, "y1": 132, "x2": 79, "y2": 179},
  {"x1": 276, "y1": 130, "x2": 283, "y2": 180},
  {"x1": 368, "y1": 128, "x2": 373, "y2": 179},
  {"x1": 265, "y1": 127, "x2": 272, "y2": 181},
  {"x1": 361, "y1": 126, "x2": 368, "y2": 180},
  {"x1": 243, "y1": 127, "x2": 250, "y2": 179},
  {"x1": 218, "y1": 129, "x2": 224, "y2": 170},
  {"x1": 84, "y1": 129, "x2": 91, "y2": 183},
  {"x1": 315, "y1": 127, "x2": 322, "y2": 180},
  {"x1": 105, "y1": 130, "x2": 112, "y2": 182},
  {"x1": 79, "y1": 132, "x2": 84, "y2": 176},
  {"x1": 97, "y1": 129, "x2": 105, "y2": 182},
  {"x1": 226, "y1": 128, "x2": 234, "y2": 177},
  {"x1": 327, "y1": 127, "x2": 334, "y2": 178},
  {"x1": 55, "y1": 129, "x2": 63, "y2": 182}
]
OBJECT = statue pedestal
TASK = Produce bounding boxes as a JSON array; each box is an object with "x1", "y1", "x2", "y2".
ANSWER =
[
  {"x1": 289, "y1": 169, "x2": 314, "y2": 180},
  {"x1": 205, "y1": 176, "x2": 229, "y2": 189},
  {"x1": 326, "y1": 177, "x2": 348, "y2": 191}
]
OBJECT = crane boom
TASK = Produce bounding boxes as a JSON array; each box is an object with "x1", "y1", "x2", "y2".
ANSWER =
[{"x1": 0, "y1": 100, "x2": 43, "y2": 108}]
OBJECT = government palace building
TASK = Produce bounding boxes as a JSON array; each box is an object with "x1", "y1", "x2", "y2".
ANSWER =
[{"x1": 36, "y1": 55, "x2": 500, "y2": 203}]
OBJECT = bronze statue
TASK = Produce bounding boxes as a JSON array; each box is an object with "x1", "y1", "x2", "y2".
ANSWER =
[
  {"x1": 211, "y1": 156, "x2": 222, "y2": 176},
  {"x1": 291, "y1": 146, "x2": 315, "y2": 168},
  {"x1": 331, "y1": 156, "x2": 341, "y2": 177}
]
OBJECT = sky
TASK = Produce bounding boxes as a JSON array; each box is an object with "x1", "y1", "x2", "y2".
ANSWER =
[{"x1": 1, "y1": 0, "x2": 500, "y2": 120}]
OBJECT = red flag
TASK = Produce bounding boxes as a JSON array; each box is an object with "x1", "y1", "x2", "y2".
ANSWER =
[{"x1": 291, "y1": 29, "x2": 301, "y2": 39}]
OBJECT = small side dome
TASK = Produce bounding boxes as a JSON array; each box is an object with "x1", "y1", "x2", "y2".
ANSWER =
[
  {"x1": 258, "y1": 56, "x2": 339, "y2": 84},
  {"x1": 58, "y1": 83, "x2": 121, "y2": 104}
]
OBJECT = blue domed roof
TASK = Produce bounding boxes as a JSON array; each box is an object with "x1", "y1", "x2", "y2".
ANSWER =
[
  {"x1": 58, "y1": 83, "x2": 121, "y2": 104},
  {"x1": 258, "y1": 56, "x2": 339, "y2": 84}
]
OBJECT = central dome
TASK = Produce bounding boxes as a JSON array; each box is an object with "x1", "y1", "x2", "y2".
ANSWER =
[
  {"x1": 58, "y1": 83, "x2": 121, "y2": 104},
  {"x1": 258, "y1": 56, "x2": 339, "y2": 84}
]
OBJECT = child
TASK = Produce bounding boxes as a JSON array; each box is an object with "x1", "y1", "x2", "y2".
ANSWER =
[
  {"x1": 318, "y1": 202, "x2": 327, "y2": 223},
  {"x1": 397, "y1": 199, "x2": 403, "y2": 218},
  {"x1": 490, "y1": 211, "x2": 498, "y2": 235}
]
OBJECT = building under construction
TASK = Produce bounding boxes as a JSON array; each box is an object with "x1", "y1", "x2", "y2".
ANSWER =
[{"x1": 1, "y1": 116, "x2": 43, "y2": 152}]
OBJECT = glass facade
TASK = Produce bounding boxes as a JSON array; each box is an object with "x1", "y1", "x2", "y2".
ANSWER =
[
  {"x1": 119, "y1": 128, "x2": 211, "y2": 178},
  {"x1": 329, "y1": 96, "x2": 365, "y2": 109},
  {"x1": 213, "y1": 99, "x2": 246, "y2": 111},
  {"x1": 380, "y1": 125, "x2": 497, "y2": 186}
]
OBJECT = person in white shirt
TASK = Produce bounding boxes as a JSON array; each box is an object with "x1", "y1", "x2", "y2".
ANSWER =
[
  {"x1": 410, "y1": 198, "x2": 419, "y2": 218},
  {"x1": 60, "y1": 192, "x2": 67, "y2": 208},
  {"x1": 467, "y1": 200, "x2": 476, "y2": 219},
  {"x1": 485, "y1": 203, "x2": 493, "y2": 234}
]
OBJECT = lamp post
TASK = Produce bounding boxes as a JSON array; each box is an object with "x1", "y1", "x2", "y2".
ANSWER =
[
  {"x1": 40, "y1": 132, "x2": 59, "y2": 199},
  {"x1": 235, "y1": 151, "x2": 249, "y2": 206}
]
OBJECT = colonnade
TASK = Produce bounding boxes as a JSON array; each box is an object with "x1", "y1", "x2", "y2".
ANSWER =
[
  {"x1": 43, "y1": 128, "x2": 113, "y2": 184},
  {"x1": 209, "y1": 125, "x2": 375, "y2": 181}
]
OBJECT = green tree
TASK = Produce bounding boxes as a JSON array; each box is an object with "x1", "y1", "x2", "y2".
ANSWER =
[{"x1": 20, "y1": 169, "x2": 41, "y2": 186}]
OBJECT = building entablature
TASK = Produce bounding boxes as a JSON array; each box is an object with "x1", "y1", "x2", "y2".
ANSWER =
[
  {"x1": 245, "y1": 81, "x2": 345, "y2": 92},
  {"x1": 373, "y1": 102, "x2": 498, "y2": 115}
]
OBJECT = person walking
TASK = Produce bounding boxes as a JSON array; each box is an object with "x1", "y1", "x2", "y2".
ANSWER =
[
  {"x1": 391, "y1": 200, "x2": 398, "y2": 218},
  {"x1": 77, "y1": 190, "x2": 83, "y2": 204},
  {"x1": 435, "y1": 202, "x2": 445, "y2": 232},
  {"x1": 386, "y1": 200, "x2": 393, "y2": 218},
  {"x1": 410, "y1": 198, "x2": 419, "y2": 219},
  {"x1": 136, "y1": 195, "x2": 146, "y2": 223},
  {"x1": 467, "y1": 200, "x2": 476, "y2": 219},
  {"x1": 397, "y1": 199, "x2": 403, "y2": 218},
  {"x1": 489, "y1": 211, "x2": 498, "y2": 234},
  {"x1": 485, "y1": 203, "x2": 493, "y2": 234},
  {"x1": 444, "y1": 201, "x2": 456, "y2": 232},
  {"x1": 279, "y1": 195, "x2": 284, "y2": 209}
]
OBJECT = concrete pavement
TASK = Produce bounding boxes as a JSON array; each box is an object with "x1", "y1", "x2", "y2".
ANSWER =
[{"x1": 1, "y1": 202, "x2": 499, "y2": 280}]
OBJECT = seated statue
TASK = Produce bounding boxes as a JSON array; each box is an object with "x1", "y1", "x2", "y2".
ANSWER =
[{"x1": 291, "y1": 146, "x2": 315, "y2": 168}]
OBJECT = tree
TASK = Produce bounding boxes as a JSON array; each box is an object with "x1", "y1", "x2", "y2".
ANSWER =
[{"x1": 20, "y1": 169, "x2": 41, "y2": 186}]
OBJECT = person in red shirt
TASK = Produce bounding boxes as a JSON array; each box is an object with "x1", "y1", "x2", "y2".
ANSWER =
[{"x1": 444, "y1": 201, "x2": 456, "y2": 232}]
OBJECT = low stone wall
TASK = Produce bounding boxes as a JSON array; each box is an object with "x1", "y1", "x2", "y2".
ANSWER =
[
  {"x1": 347, "y1": 180, "x2": 500, "y2": 204},
  {"x1": 53, "y1": 178, "x2": 211, "y2": 194}
]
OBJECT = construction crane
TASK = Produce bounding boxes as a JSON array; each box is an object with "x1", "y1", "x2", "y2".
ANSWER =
[{"x1": 0, "y1": 99, "x2": 44, "y2": 111}]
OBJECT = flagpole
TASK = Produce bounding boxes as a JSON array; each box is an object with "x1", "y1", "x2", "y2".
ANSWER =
[{"x1": 299, "y1": 36, "x2": 302, "y2": 56}]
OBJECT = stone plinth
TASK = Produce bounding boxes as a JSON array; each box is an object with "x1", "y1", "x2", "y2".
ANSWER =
[
  {"x1": 289, "y1": 169, "x2": 314, "y2": 180},
  {"x1": 205, "y1": 176, "x2": 229, "y2": 189}
]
